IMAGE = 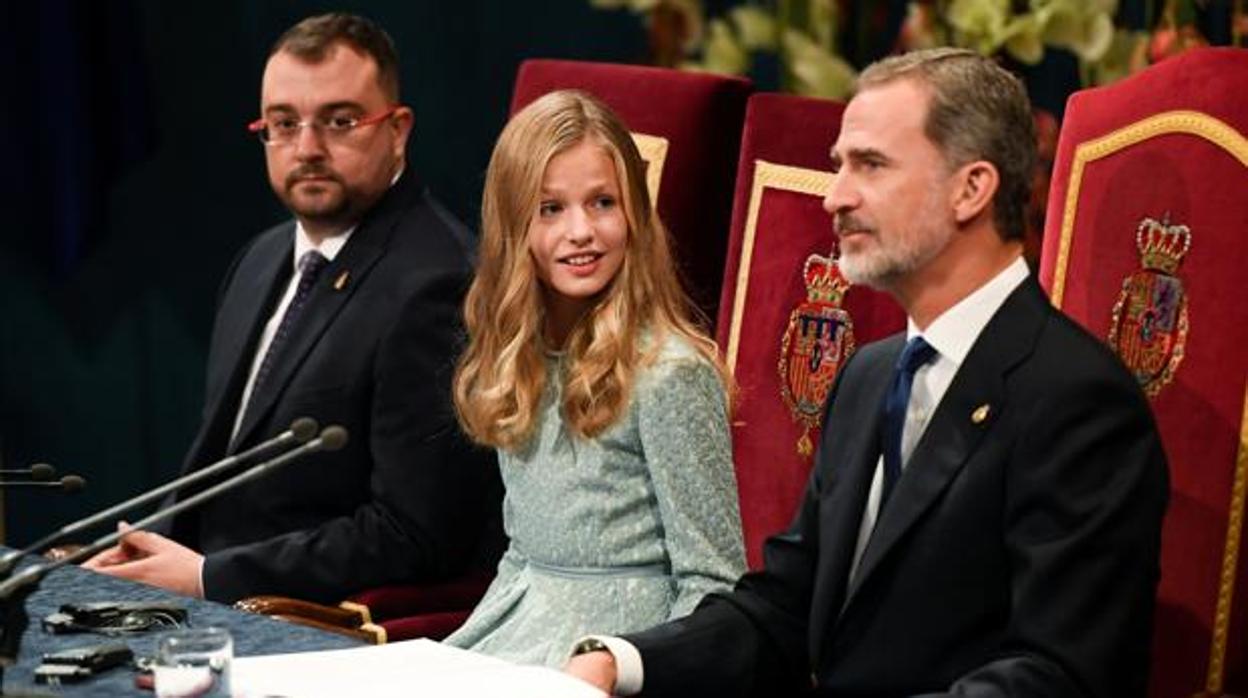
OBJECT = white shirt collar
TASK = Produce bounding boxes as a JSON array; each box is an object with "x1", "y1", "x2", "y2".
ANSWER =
[
  {"x1": 292, "y1": 222, "x2": 355, "y2": 270},
  {"x1": 288, "y1": 166, "x2": 404, "y2": 269},
  {"x1": 907, "y1": 255, "x2": 1030, "y2": 366}
]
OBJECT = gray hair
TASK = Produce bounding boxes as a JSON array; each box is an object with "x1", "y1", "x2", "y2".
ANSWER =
[{"x1": 858, "y1": 48, "x2": 1036, "y2": 241}]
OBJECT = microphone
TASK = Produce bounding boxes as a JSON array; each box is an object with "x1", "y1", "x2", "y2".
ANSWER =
[
  {"x1": 0, "y1": 476, "x2": 86, "y2": 492},
  {"x1": 0, "y1": 464, "x2": 56, "y2": 481},
  {"x1": 0, "y1": 417, "x2": 319, "y2": 579},
  {"x1": 0, "y1": 425, "x2": 348, "y2": 669}
]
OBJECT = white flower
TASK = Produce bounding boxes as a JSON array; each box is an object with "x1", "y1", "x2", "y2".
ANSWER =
[
  {"x1": 783, "y1": 29, "x2": 857, "y2": 99},
  {"x1": 730, "y1": 5, "x2": 777, "y2": 51},
  {"x1": 693, "y1": 17, "x2": 750, "y2": 75}
]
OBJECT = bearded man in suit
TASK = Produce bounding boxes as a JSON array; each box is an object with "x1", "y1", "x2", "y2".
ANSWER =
[
  {"x1": 566, "y1": 47, "x2": 1168, "y2": 697},
  {"x1": 85, "y1": 13, "x2": 501, "y2": 604}
]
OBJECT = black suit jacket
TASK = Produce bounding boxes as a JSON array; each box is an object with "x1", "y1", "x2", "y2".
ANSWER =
[
  {"x1": 626, "y1": 278, "x2": 1168, "y2": 697},
  {"x1": 163, "y1": 173, "x2": 502, "y2": 604}
]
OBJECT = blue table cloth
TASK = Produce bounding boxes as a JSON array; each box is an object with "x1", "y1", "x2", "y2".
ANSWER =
[{"x1": 0, "y1": 553, "x2": 361, "y2": 696}]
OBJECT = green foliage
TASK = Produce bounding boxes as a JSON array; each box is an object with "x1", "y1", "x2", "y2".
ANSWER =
[{"x1": 591, "y1": 0, "x2": 1173, "y2": 93}]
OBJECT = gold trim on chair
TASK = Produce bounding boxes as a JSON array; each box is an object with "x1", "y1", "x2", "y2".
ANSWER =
[
  {"x1": 235, "y1": 595, "x2": 386, "y2": 644},
  {"x1": 336, "y1": 601, "x2": 388, "y2": 644},
  {"x1": 358, "y1": 621, "x2": 388, "y2": 645},
  {"x1": 630, "y1": 132, "x2": 669, "y2": 207},
  {"x1": 1048, "y1": 109, "x2": 1248, "y2": 697},
  {"x1": 1050, "y1": 110, "x2": 1248, "y2": 308},
  {"x1": 337, "y1": 600, "x2": 374, "y2": 626},
  {"x1": 1209, "y1": 384, "x2": 1248, "y2": 696},
  {"x1": 725, "y1": 160, "x2": 833, "y2": 373}
]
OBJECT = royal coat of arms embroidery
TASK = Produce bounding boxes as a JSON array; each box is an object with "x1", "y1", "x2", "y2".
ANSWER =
[
  {"x1": 778, "y1": 254, "x2": 856, "y2": 456},
  {"x1": 1107, "y1": 214, "x2": 1191, "y2": 399}
]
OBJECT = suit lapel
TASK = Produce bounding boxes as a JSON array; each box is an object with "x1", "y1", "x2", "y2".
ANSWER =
[
  {"x1": 229, "y1": 176, "x2": 419, "y2": 450},
  {"x1": 837, "y1": 278, "x2": 1049, "y2": 617},
  {"x1": 808, "y1": 339, "x2": 898, "y2": 663},
  {"x1": 200, "y1": 230, "x2": 292, "y2": 453}
]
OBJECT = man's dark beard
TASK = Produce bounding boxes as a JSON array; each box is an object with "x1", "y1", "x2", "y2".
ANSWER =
[{"x1": 281, "y1": 165, "x2": 359, "y2": 227}]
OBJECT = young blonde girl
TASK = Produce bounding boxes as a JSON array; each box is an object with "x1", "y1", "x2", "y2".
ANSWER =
[{"x1": 445, "y1": 90, "x2": 745, "y2": 667}]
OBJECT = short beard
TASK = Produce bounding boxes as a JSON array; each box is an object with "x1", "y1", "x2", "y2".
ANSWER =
[
  {"x1": 278, "y1": 165, "x2": 361, "y2": 229},
  {"x1": 836, "y1": 211, "x2": 952, "y2": 290}
]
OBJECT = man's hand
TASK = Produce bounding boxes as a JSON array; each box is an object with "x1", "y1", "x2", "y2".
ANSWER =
[
  {"x1": 82, "y1": 523, "x2": 204, "y2": 598},
  {"x1": 83, "y1": 522, "x2": 142, "y2": 568},
  {"x1": 564, "y1": 650, "x2": 618, "y2": 695}
]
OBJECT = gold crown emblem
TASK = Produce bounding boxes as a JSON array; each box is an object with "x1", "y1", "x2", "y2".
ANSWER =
[
  {"x1": 804, "y1": 255, "x2": 850, "y2": 304},
  {"x1": 1135, "y1": 214, "x2": 1191, "y2": 275}
]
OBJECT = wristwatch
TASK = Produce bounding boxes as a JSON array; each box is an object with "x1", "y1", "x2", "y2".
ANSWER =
[{"x1": 571, "y1": 637, "x2": 611, "y2": 656}]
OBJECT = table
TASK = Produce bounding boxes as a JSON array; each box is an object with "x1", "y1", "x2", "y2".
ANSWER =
[{"x1": 0, "y1": 554, "x2": 362, "y2": 696}]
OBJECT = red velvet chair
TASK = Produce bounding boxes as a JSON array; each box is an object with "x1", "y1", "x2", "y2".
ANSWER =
[
  {"x1": 236, "y1": 572, "x2": 496, "y2": 644},
  {"x1": 511, "y1": 59, "x2": 752, "y2": 323},
  {"x1": 717, "y1": 93, "x2": 905, "y2": 568},
  {"x1": 1038, "y1": 47, "x2": 1248, "y2": 698},
  {"x1": 337, "y1": 570, "x2": 496, "y2": 641}
]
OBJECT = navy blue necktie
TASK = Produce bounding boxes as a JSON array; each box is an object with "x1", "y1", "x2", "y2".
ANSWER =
[
  {"x1": 241, "y1": 250, "x2": 329, "y2": 424},
  {"x1": 880, "y1": 336, "x2": 937, "y2": 504}
]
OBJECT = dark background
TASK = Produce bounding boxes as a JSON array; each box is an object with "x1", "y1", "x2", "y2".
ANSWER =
[{"x1": 0, "y1": 0, "x2": 647, "y2": 544}]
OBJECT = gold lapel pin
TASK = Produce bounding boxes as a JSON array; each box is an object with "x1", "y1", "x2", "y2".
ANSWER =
[
  {"x1": 333, "y1": 270, "x2": 350, "y2": 291},
  {"x1": 971, "y1": 404, "x2": 991, "y2": 424}
]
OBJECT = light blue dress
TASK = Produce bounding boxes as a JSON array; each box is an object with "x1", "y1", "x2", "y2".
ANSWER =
[{"x1": 444, "y1": 333, "x2": 746, "y2": 667}]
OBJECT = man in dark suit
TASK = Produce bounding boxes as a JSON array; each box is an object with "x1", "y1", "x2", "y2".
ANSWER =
[
  {"x1": 566, "y1": 48, "x2": 1168, "y2": 697},
  {"x1": 84, "y1": 13, "x2": 501, "y2": 604}
]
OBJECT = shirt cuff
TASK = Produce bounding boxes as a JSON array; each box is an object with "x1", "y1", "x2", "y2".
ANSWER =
[
  {"x1": 195, "y1": 555, "x2": 206, "y2": 599},
  {"x1": 577, "y1": 635, "x2": 643, "y2": 696}
]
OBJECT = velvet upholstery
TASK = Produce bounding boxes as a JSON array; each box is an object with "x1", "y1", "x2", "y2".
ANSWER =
[
  {"x1": 344, "y1": 573, "x2": 494, "y2": 642},
  {"x1": 1038, "y1": 47, "x2": 1248, "y2": 698},
  {"x1": 511, "y1": 59, "x2": 752, "y2": 321},
  {"x1": 716, "y1": 93, "x2": 905, "y2": 568}
]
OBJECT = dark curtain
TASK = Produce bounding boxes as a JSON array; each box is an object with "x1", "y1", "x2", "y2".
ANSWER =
[{"x1": 0, "y1": 0, "x2": 643, "y2": 545}]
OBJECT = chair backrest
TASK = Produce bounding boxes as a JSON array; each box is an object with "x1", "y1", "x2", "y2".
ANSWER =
[
  {"x1": 1038, "y1": 47, "x2": 1248, "y2": 698},
  {"x1": 717, "y1": 92, "x2": 905, "y2": 568},
  {"x1": 511, "y1": 59, "x2": 752, "y2": 322}
]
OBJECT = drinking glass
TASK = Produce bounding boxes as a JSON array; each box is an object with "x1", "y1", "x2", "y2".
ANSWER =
[{"x1": 154, "y1": 627, "x2": 233, "y2": 698}]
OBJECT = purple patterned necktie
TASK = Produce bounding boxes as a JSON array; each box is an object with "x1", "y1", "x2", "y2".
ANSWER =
[{"x1": 240, "y1": 250, "x2": 330, "y2": 424}]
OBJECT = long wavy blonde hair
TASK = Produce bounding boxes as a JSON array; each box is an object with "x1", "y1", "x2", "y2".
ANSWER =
[{"x1": 454, "y1": 89, "x2": 728, "y2": 450}]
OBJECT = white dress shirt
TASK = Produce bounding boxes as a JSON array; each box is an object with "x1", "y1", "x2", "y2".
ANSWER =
[
  {"x1": 847, "y1": 255, "x2": 1029, "y2": 581},
  {"x1": 594, "y1": 255, "x2": 1030, "y2": 695},
  {"x1": 228, "y1": 223, "x2": 355, "y2": 441},
  {"x1": 228, "y1": 167, "x2": 404, "y2": 441},
  {"x1": 192, "y1": 224, "x2": 352, "y2": 599},
  {"x1": 197, "y1": 169, "x2": 398, "y2": 598}
]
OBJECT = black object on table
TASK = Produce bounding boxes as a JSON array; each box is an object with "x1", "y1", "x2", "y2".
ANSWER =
[{"x1": 0, "y1": 551, "x2": 361, "y2": 696}]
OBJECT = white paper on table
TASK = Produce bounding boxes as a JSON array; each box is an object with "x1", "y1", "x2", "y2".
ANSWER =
[{"x1": 232, "y1": 638, "x2": 607, "y2": 698}]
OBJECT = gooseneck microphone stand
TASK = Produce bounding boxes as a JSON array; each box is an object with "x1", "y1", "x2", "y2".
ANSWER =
[
  {"x1": 0, "y1": 425, "x2": 346, "y2": 694},
  {"x1": 0, "y1": 418, "x2": 318, "y2": 581}
]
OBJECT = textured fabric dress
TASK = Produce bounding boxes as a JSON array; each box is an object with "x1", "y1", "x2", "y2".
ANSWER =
[{"x1": 444, "y1": 333, "x2": 746, "y2": 667}]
